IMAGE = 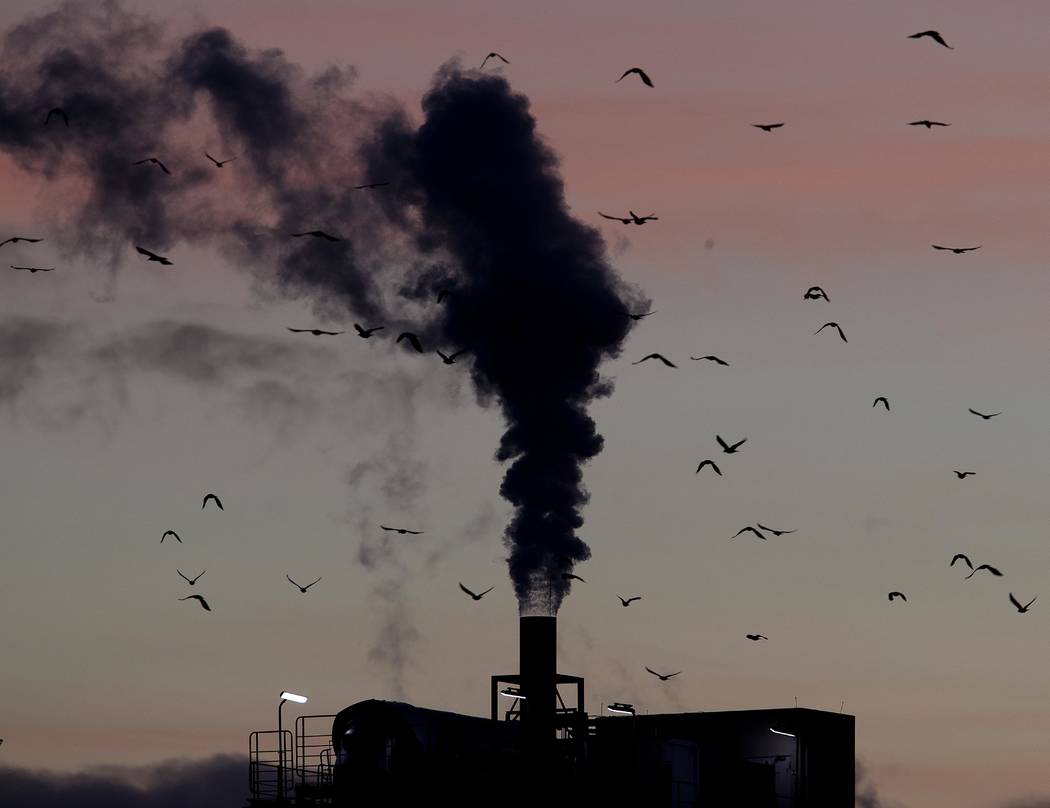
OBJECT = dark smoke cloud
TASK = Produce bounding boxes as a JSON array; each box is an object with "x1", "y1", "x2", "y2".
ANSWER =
[
  {"x1": 0, "y1": 2, "x2": 647, "y2": 612},
  {"x1": 0, "y1": 315, "x2": 73, "y2": 407},
  {"x1": 0, "y1": 755, "x2": 245, "y2": 808}
]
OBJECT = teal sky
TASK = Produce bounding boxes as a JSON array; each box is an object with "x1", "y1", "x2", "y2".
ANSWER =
[{"x1": 2, "y1": 3, "x2": 1050, "y2": 806}]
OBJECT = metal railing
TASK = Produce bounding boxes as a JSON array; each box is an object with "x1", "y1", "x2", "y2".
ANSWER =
[
  {"x1": 249, "y1": 729, "x2": 293, "y2": 801},
  {"x1": 294, "y1": 714, "x2": 336, "y2": 790}
]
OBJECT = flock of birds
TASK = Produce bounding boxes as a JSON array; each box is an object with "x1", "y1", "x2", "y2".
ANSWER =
[{"x1": 3, "y1": 29, "x2": 1039, "y2": 696}]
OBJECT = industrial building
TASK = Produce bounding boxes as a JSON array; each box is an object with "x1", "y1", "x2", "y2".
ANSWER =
[{"x1": 246, "y1": 615, "x2": 855, "y2": 806}]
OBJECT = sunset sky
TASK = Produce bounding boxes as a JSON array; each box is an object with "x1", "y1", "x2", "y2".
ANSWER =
[{"x1": 2, "y1": 2, "x2": 1050, "y2": 807}]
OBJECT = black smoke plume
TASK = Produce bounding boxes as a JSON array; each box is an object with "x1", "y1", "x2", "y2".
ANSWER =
[{"x1": 0, "y1": 1, "x2": 647, "y2": 612}]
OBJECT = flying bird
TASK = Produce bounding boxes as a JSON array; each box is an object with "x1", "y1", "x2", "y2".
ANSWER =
[
  {"x1": 968, "y1": 408, "x2": 1001, "y2": 420},
  {"x1": 161, "y1": 530, "x2": 182, "y2": 544},
  {"x1": 135, "y1": 246, "x2": 172, "y2": 265},
  {"x1": 745, "y1": 634, "x2": 768, "y2": 641},
  {"x1": 814, "y1": 322, "x2": 848, "y2": 342},
  {"x1": 437, "y1": 349, "x2": 468, "y2": 365},
  {"x1": 950, "y1": 553, "x2": 974, "y2": 570},
  {"x1": 133, "y1": 157, "x2": 171, "y2": 175},
  {"x1": 888, "y1": 591, "x2": 907, "y2": 602},
  {"x1": 1009, "y1": 593, "x2": 1037, "y2": 614},
  {"x1": 695, "y1": 459, "x2": 722, "y2": 476},
  {"x1": 716, "y1": 435, "x2": 747, "y2": 454},
  {"x1": 752, "y1": 123, "x2": 784, "y2": 132},
  {"x1": 354, "y1": 324, "x2": 385, "y2": 338},
  {"x1": 179, "y1": 594, "x2": 211, "y2": 611},
  {"x1": 44, "y1": 107, "x2": 69, "y2": 127},
  {"x1": 353, "y1": 182, "x2": 390, "y2": 190},
  {"x1": 732, "y1": 526, "x2": 767, "y2": 541},
  {"x1": 803, "y1": 286, "x2": 830, "y2": 302},
  {"x1": 908, "y1": 30, "x2": 953, "y2": 49},
  {"x1": 953, "y1": 470, "x2": 976, "y2": 479},
  {"x1": 0, "y1": 236, "x2": 43, "y2": 247},
  {"x1": 201, "y1": 493, "x2": 224, "y2": 511},
  {"x1": 436, "y1": 288, "x2": 454, "y2": 304},
  {"x1": 10, "y1": 265, "x2": 54, "y2": 273},
  {"x1": 909, "y1": 120, "x2": 950, "y2": 129},
  {"x1": 599, "y1": 211, "x2": 658, "y2": 225},
  {"x1": 291, "y1": 230, "x2": 342, "y2": 242},
  {"x1": 756, "y1": 523, "x2": 795, "y2": 537},
  {"x1": 562, "y1": 573, "x2": 586, "y2": 583},
  {"x1": 480, "y1": 52, "x2": 510, "y2": 68},
  {"x1": 396, "y1": 332, "x2": 424, "y2": 353},
  {"x1": 932, "y1": 244, "x2": 981, "y2": 254},
  {"x1": 618, "y1": 596, "x2": 642, "y2": 607},
  {"x1": 204, "y1": 152, "x2": 235, "y2": 167},
  {"x1": 873, "y1": 397, "x2": 890, "y2": 411},
  {"x1": 616, "y1": 67, "x2": 654, "y2": 87},
  {"x1": 620, "y1": 309, "x2": 656, "y2": 321},
  {"x1": 965, "y1": 564, "x2": 1003, "y2": 580},
  {"x1": 458, "y1": 582, "x2": 494, "y2": 602},
  {"x1": 633, "y1": 353, "x2": 677, "y2": 368},
  {"x1": 380, "y1": 525, "x2": 423, "y2": 535},
  {"x1": 691, "y1": 355, "x2": 729, "y2": 366},
  {"x1": 287, "y1": 327, "x2": 343, "y2": 336},
  {"x1": 645, "y1": 667, "x2": 680, "y2": 681},
  {"x1": 178, "y1": 569, "x2": 205, "y2": 585},
  {"x1": 287, "y1": 574, "x2": 322, "y2": 593}
]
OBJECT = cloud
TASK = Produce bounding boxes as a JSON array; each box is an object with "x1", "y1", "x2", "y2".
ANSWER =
[
  {"x1": 0, "y1": 315, "x2": 74, "y2": 407},
  {"x1": 0, "y1": 755, "x2": 245, "y2": 808}
]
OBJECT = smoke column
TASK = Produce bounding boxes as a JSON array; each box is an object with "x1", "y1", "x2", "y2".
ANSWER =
[{"x1": 0, "y1": 1, "x2": 648, "y2": 612}]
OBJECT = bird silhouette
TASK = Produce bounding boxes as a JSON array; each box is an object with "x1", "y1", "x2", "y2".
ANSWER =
[
  {"x1": 133, "y1": 157, "x2": 171, "y2": 175},
  {"x1": 803, "y1": 286, "x2": 830, "y2": 302},
  {"x1": 965, "y1": 564, "x2": 1003, "y2": 580},
  {"x1": 732, "y1": 526, "x2": 767, "y2": 541},
  {"x1": 645, "y1": 667, "x2": 680, "y2": 681},
  {"x1": 716, "y1": 435, "x2": 747, "y2": 454},
  {"x1": 135, "y1": 246, "x2": 173, "y2": 265},
  {"x1": 287, "y1": 327, "x2": 343, "y2": 336},
  {"x1": 354, "y1": 324, "x2": 385, "y2": 338},
  {"x1": 888, "y1": 591, "x2": 907, "y2": 602},
  {"x1": 562, "y1": 573, "x2": 586, "y2": 583},
  {"x1": 695, "y1": 459, "x2": 722, "y2": 476},
  {"x1": 909, "y1": 30, "x2": 953, "y2": 49},
  {"x1": 909, "y1": 120, "x2": 950, "y2": 129},
  {"x1": 380, "y1": 525, "x2": 423, "y2": 535},
  {"x1": 287, "y1": 574, "x2": 322, "y2": 593},
  {"x1": 179, "y1": 594, "x2": 211, "y2": 611},
  {"x1": 968, "y1": 408, "x2": 1001, "y2": 420},
  {"x1": 618, "y1": 596, "x2": 641, "y2": 607},
  {"x1": 44, "y1": 107, "x2": 69, "y2": 127},
  {"x1": 633, "y1": 353, "x2": 676, "y2": 368},
  {"x1": 873, "y1": 397, "x2": 890, "y2": 411},
  {"x1": 437, "y1": 349, "x2": 468, "y2": 365},
  {"x1": 161, "y1": 530, "x2": 182, "y2": 544},
  {"x1": 178, "y1": 569, "x2": 205, "y2": 585},
  {"x1": 202, "y1": 493, "x2": 224, "y2": 511},
  {"x1": 1009, "y1": 593, "x2": 1037, "y2": 613},
  {"x1": 459, "y1": 582, "x2": 494, "y2": 600},
  {"x1": 756, "y1": 523, "x2": 795, "y2": 537},
  {"x1": 745, "y1": 634, "x2": 768, "y2": 641},
  {"x1": 436, "y1": 288, "x2": 454, "y2": 304},
  {"x1": 953, "y1": 470, "x2": 976, "y2": 479},
  {"x1": 353, "y1": 182, "x2": 390, "y2": 190},
  {"x1": 396, "y1": 332, "x2": 424, "y2": 353},
  {"x1": 291, "y1": 230, "x2": 342, "y2": 242},
  {"x1": 950, "y1": 554, "x2": 974, "y2": 571},
  {"x1": 932, "y1": 244, "x2": 980, "y2": 254},
  {"x1": 480, "y1": 52, "x2": 510, "y2": 68},
  {"x1": 620, "y1": 309, "x2": 656, "y2": 320},
  {"x1": 691, "y1": 355, "x2": 729, "y2": 366},
  {"x1": 599, "y1": 211, "x2": 658, "y2": 225},
  {"x1": 0, "y1": 236, "x2": 43, "y2": 247},
  {"x1": 752, "y1": 123, "x2": 784, "y2": 132},
  {"x1": 616, "y1": 67, "x2": 653, "y2": 87},
  {"x1": 10, "y1": 265, "x2": 54, "y2": 273},
  {"x1": 204, "y1": 152, "x2": 235, "y2": 167},
  {"x1": 814, "y1": 322, "x2": 848, "y2": 342}
]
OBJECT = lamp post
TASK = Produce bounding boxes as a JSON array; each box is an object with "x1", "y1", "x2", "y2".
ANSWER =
[{"x1": 278, "y1": 691, "x2": 308, "y2": 802}]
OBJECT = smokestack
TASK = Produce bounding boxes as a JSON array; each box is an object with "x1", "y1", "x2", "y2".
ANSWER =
[{"x1": 519, "y1": 614, "x2": 557, "y2": 752}]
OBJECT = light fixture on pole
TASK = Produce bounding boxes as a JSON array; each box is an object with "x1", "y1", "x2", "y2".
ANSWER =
[
  {"x1": 278, "y1": 691, "x2": 309, "y2": 802},
  {"x1": 607, "y1": 702, "x2": 636, "y2": 715},
  {"x1": 499, "y1": 686, "x2": 524, "y2": 700}
]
